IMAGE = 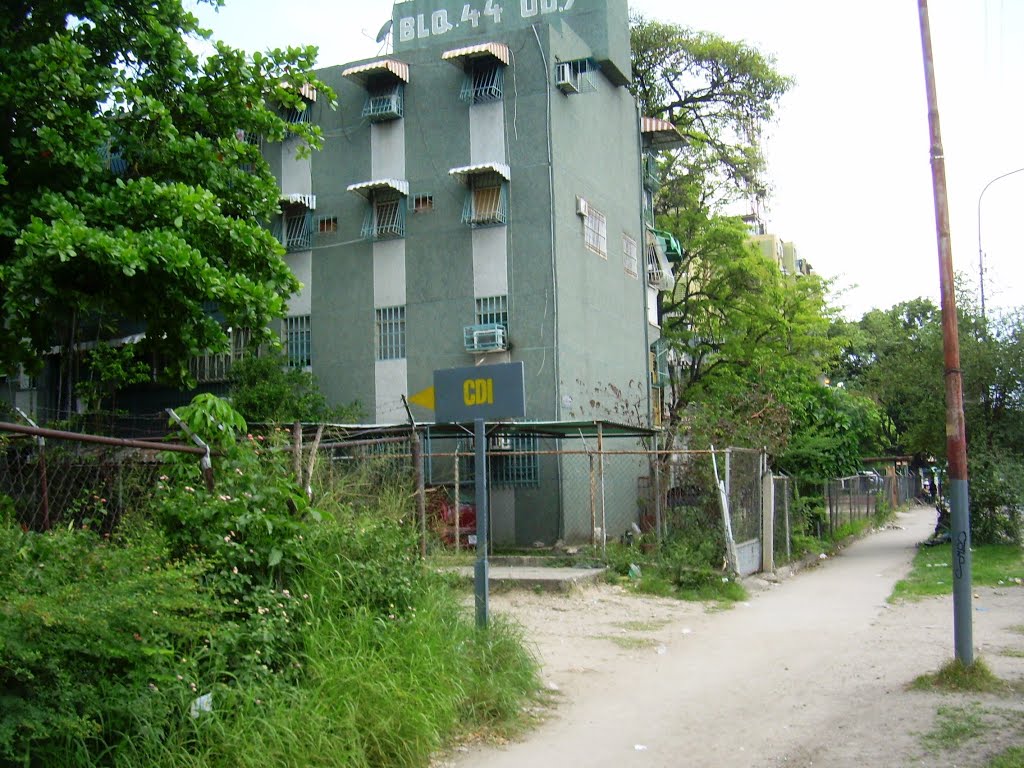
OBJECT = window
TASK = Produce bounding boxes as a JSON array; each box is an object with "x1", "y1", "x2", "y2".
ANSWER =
[
  {"x1": 362, "y1": 196, "x2": 406, "y2": 240},
  {"x1": 584, "y1": 206, "x2": 607, "y2": 257},
  {"x1": 317, "y1": 216, "x2": 337, "y2": 234},
  {"x1": 623, "y1": 235, "x2": 638, "y2": 279},
  {"x1": 362, "y1": 82, "x2": 404, "y2": 122},
  {"x1": 458, "y1": 434, "x2": 540, "y2": 489},
  {"x1": 554, "y1": 58, "x2": 598, "y2": 94},
  {"x1": 191, "y1": 327, "x2": 252, "y2": 383},
  {"x1": 375, "y1": 306, "x2": 406, "y2": 361},
  {"x1": 450, "y1": 164, "x2": 510, "y2": 228},
  {"x1": 475, "y1": 295, "x2": 508, "y2": 328},
  {"x1": 284, "y1": 315, "x2": 311, "y2": 368},
  {"x1": 413, "y1": 195, "x2": 434, "y2": 213},
  {"x1": 282, "y1": 103, "x2": 311, "y2": 124},
  {"x1": 460, "y1": 63, "x2": 504, "y2": 104},
  {"x1": 275, "y1": 208, "x2": 312, "y2": 251},
  {"x1": 465, "y1": 295, "x2": 509, "y2": 353},
  {"x1": 650, "y1": 339, "x2": 669, "y2": 388},
  {"x1": 463, "y1": 182, "x2": 507, "y2": 227}
]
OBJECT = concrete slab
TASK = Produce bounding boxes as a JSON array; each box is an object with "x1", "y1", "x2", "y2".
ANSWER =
[{"x1": 448, "y1": 565, "x2": 607, "y2": 593}]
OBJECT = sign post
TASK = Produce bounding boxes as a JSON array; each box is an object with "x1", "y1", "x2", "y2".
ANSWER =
[{"x1": 432, "y1": 362, "x2": 525, "y2": 629}]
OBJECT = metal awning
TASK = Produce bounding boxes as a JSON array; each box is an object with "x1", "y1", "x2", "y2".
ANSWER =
[
  {"x1": 341, "y1": 59, "x2": 410, "y2": 85},
  {"x1": 282, "y1": 81, "x2": 318, "y2": 102},
  {"x1": 305, "y1": 419, "x2": 656, "y2": 440},
  {"x1": 280, "y1": 193, "x2": 316, "y2": 209},
  {"x1": 448, "y1": 162, "x2": 510, "y2": 184},
  {"x1": 441, "y1": 42, "x2": 510, "y2": 68},
  {"x1": 346, "y1": 178, "x2": 409, "y2": 198},
  {"x1": 640, "y1": 116, "x2": 686, "y2": 150}
]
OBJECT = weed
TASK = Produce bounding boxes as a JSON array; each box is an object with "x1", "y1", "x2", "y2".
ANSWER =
[
  {"x1": 891, "y1": 544, "x2": 1024, "y2": 602},
  {"x1": 910, "y1": 658, "x2": 1010, "y2": 694},
  {"x1": 1008, "y1": 625, "x2": 1024, "y2": 636},
  {"x1": 999, "y1": 648, "x2": 1024, "y2": 659},
  {"x1": 595, "y1": 634, "x2": 658, "y2": 650},
  {"x1": 988, "y1": 746, "x2": 1024, "y2": 768},
  {"x1": 612, "y1": 620, "x2": 670, "y2": 632},
  {"x1": 921, "y1": 705, "x2": 986, "y2": 751}
]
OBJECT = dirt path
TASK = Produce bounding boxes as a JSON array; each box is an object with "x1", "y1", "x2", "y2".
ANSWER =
[{"x1": 444, "y1": 504, "x2": 1024, "y2": 767}]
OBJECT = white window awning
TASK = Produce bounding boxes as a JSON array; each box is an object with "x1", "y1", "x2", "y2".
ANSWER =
[
  {"x1": 441, "y1": 42, "x2": 510, "y2": 68},
  {"x1": 282, "y1": 81, "x2": 318, "y2": 102},
  {"x1": 280, "y1": 193, "x2": 316, "y2": 209},
  {"x1": 341, "y1": 59, "x2": 410, "y2": 85},
  {"x1": 640, "y1": 117, "x2": 686, "y2": 150},
  {"x1": 346, "y1": 178, "x2": 410, "y2": 198},
  {"x1": 448, "y1": 162, "x2": 510, "y2": 184},
  {"x1": 49, "y1": 332, "x2": 146, "y2": 356}
]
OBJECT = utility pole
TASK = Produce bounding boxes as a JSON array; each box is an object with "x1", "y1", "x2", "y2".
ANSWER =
[{"x1": 918, "y1": 0, "x2": 973, "y2": 665}]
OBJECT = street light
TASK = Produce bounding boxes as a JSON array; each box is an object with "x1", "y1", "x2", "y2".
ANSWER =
[{"x1": 977, "y1": 166, "x2": 1024, "y2": 321}]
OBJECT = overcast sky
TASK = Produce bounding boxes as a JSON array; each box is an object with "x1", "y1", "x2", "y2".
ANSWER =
[{"x1": 188, "y1": 0, "x2": 1024, "y2": 320}]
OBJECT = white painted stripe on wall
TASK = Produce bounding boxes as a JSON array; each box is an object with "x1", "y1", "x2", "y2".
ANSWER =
[
  {"x1": 284, "y1": 252, "x2": 312, "y2": 315},
  {"x1": 472, "y1": 227, "x2": 508, "y2": 297},
  {"x1": 371, "y1": 119, "x2": 407, "y2": 422},
  {"x1": 469, "y1": 100, "x2": 508, "y2": 301},
  {"x1": 469, "y1": 101, "x2": 506, "y2": 165},
  {"x1": 375, "y1": 359, "x2": 408, "y2": 423},
  {"x1": 371, "y1": 120, "x2": 406, "y2": 180},
  {"x1": 373, "y1": 239, "x2": 407, "y2": 307},
  {"x1": 281, "y1": 139, "x2": 311, "y2": 195}
]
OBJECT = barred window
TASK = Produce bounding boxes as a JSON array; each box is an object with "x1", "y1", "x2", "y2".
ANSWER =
[
  {"x1": 283, "y1": 315, "x2": 311, "y2": 368},
  {"x1": 623, "y1": 234, "x2": 638, "y2": 279},
  {"x1": 475, "y1": 295, "x2": 508, "y2": 328},
  {"x1": 585, "y1": 206, "x2": 607, "y2": 258},
  {"x1": 375, "y1": 306, "x2": 406, "y2": 360}
]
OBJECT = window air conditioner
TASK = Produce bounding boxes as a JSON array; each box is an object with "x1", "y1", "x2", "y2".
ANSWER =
[
  {"x1": 576, "y1": 195, "x2": 589, "y2": 217},
  {"x1": 556, "y1": 62, "x2": 580, "y2": 94},
  {"x1": 490, "y1": 435, "x2": 513, "y2": 451}
]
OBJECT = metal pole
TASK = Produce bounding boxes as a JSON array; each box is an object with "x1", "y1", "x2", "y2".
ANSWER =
[
  {"x1": 653, "y1": 449, "x2": 663, "y2": 542},
  {"x1": 919, "y1": 0, "x2": 973, "y2": 665},
  {"x1": 412, "y1": 430, "x2": 426, "y2": 559},
  {"x1": 473, "y1": 419, "x2": 489, "y2": 629},
  {"x1": 597, "y1": 422, "x2": 606, "y2": 558},
  {"x1": 977, "y1": 166, "x2": 1024, "y2": 322}
]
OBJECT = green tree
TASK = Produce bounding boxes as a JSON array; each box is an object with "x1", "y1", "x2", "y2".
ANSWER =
[
  {"x1": 0, "y1": 0, "x2": 333, "y2": 404},
  {"x1": 630, "y1": 17, "x2": 793, "y2": 206},
  {"x1": 227, "y1": 352, "x2": 360, "y2": 424}
]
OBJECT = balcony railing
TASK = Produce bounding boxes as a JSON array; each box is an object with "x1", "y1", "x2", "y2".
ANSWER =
[{"x1": 460, "y1": 65, "x2": 504, "y2": 104}]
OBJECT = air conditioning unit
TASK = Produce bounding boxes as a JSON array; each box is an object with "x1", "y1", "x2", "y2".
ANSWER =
[
  {"x1": 576, "y1": 195, "x2": 589, "y2": 217},
  {"x1": 464, "y1": 323, "x2": 508, "y2": 354},
  {"x1": 555, "y1": 62, "x2": 580, "y2": 94}
]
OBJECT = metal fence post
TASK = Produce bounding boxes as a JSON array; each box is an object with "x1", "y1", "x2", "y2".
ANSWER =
[{"x1": 412, "y1": 430, "x2": 426, "y2": 559}]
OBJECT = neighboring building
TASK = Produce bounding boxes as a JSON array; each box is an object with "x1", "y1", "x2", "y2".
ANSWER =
[{"x1": 744, "y1": 214, "x2": 812, "y2": 277}]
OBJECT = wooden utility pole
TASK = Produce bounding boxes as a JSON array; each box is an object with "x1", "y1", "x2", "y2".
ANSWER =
[{"x1": 918, "y1": 0, "x2": 973, "y2": 664}]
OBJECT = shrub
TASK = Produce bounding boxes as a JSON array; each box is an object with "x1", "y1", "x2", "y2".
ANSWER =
[{"x1": 0, "y1": 522, "x2": 217, "y2": 764}]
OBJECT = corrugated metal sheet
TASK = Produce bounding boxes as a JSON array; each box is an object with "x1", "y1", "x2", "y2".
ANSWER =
[
  {"x1": 448, "y1": 162, "x2": 511, "y2": 183},
  {"x1": 441, "y1": 42, "x2": 510, "y2": 67},
  {"x1": 346, "y1": 178, "x2": 410, "y2": 198},
  {"x1": 341, "y1": 59, "x2": 410, "y2": 84},
  {"x1": 280, "y1": 193, "x2": 316, "y2": 209},
  {"x1": 282, "y1": 81, "x2": 318, "y2": 102},
  {"x1": 640, "y1": 117, "x2": 685, "y2": 149}
]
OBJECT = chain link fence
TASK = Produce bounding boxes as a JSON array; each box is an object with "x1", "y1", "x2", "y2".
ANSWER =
[{"x1": 2, "y1": 410, "x2": 926, "y2": 578}]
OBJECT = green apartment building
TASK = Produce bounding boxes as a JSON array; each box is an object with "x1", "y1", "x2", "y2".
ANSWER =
[{"x1": 265, "y1": 0, "x2": 681, "y2": 546}]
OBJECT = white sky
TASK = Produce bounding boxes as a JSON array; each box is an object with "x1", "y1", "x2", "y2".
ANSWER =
[{"x1": 188, "y1": 0, "x2": 1024, "y2": 320}]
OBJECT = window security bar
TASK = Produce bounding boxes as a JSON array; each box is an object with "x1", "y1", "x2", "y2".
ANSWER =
[{"x1": 460, "y1": 65, "x2": 504, "y2": 104}]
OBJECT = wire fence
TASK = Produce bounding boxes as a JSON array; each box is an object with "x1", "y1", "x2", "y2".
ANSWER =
[{"x1": 0, "y1": 412, "x2": 926, "y2": 578}]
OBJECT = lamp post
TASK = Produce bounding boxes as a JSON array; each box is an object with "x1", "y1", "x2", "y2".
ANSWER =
[{"x1": 977, "y1": 166, "x2": 1024, "y2": 321}]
